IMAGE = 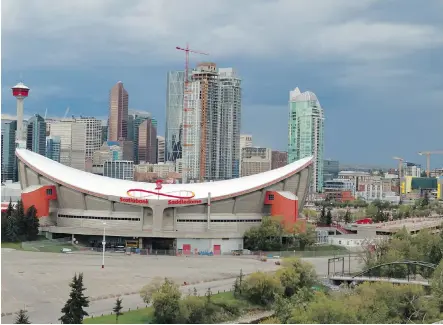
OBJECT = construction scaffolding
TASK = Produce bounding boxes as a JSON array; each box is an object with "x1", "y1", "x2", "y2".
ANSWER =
[
  {"x1": 175, "y1": 44, "x2": 208, "y2": 183},
  {"x1": 181, "y1": 63, "x2": 219, "y2": 183}
]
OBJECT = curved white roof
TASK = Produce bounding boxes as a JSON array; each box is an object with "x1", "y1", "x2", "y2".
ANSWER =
[
  {"x1": 16, "y1": 149, "x2": 313, "y2": 201},
  {"x1": 12, "y1": 82, "x2": 29, "y2": 90},
  {"x1": 294, "y1": 91, "x2": 318, "y2": 102}
]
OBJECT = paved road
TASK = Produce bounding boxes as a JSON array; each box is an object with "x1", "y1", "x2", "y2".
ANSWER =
[{"x1": 1, "y1": 278, "x2": 236, "y2": 324}]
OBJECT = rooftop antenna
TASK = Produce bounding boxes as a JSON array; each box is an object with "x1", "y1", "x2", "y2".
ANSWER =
[{"x1": 44, "y1": 108, "x2": 48, "y2": 119}]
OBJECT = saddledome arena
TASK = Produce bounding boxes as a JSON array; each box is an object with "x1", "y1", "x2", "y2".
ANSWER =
[{"x1": 16, "y1": 149, "x2": 313, "y2": 254}]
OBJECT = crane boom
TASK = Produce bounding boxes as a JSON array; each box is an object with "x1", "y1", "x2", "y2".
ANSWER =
[{"x1": 418, "y1": 151, "x2": 443, "y2": 177}]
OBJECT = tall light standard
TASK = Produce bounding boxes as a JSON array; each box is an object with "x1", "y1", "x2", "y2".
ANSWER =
[{"x1": 102, "y1": 222, "x2": 106, "y2": 269}]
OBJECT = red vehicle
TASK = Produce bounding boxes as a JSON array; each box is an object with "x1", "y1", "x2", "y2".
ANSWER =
[{"x1": 355, "y1": 218, "x2": 373, "y2": 225}]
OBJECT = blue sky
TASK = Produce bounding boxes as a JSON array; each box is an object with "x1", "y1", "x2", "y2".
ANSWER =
[{"x1": 2, "y1": 0, "x2": 443, "y2": 167}]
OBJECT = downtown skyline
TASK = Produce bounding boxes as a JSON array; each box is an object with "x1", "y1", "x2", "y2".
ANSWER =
[{"x1": 2, "y1": 0, "x2": 443, "y2": 167}]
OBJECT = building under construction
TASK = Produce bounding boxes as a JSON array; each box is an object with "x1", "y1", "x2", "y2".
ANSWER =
[{"x1": 183, "y1": 63, "x2": 241, "y2": 183}]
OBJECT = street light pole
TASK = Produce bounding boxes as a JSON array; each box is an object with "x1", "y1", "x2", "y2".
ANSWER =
[{"x1": 102, "y1": 222, "x2": 106, "y2": 269}]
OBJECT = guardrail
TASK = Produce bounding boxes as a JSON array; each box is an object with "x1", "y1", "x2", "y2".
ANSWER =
[{"x1": 248, "y1": 249, "x2": 350, "y2": 258}]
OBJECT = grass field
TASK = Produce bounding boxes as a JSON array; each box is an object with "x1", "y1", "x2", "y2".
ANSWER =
[
  {"x1": 1, "y1": 242, "x2": 22, "y2": 250},
  {"x1": 1, "y1": 238, "x2": 78, "y2": 253},
  {"x1": 85, "y1": 307, "x2": 154, "y2": 324},
  {"x1": 84, "y1": 292, "x2": 253, "y2": 324},
  {"x1": 22, "y1": 241, "x2": 78, "y2": 253}
]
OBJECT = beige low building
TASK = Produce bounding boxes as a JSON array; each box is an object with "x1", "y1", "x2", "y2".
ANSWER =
[
  {"x1": 134, "y1": 162, "x2": 181, "y2": 183},
  {"x1": 241, "y1": 147, "x2": 271, "y2": 177}
]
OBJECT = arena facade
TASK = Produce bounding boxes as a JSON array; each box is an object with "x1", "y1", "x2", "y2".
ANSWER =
[{"x1": 16, "y1": 149, "x2": 313, "y2": 254}]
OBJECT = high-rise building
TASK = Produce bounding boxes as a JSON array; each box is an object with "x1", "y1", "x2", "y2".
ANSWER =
[
  {"x1": 404, "y1": 162, "x2": 422, "y2": 177},
  {"x1": 75, "y1": 117, "x2": 102, "y2": 160},
  {"x1": 103, "y1": 160, "x2": 134, "y2": 180},
  {"x1": 46, "y1": 136, "x2": 61, "y2": 163},
  {"x1": 108, "y1": 81, "x2": 128, "y2": 141},
  {"x1": 138, "y1": 118, "x2": 157, "y2": 164},
  {"x1": 219, "y1": 68, "x2": 241, "y2": 180},
  {"x1": 271, "y1": 151, "x2": 288, "y2": 170},
  {"x1": 128, "y1": 110, "x2": 150, "y2": 164},
  {"x1": 101, "y1": 125, "x2": 108, "y2": 144},
  {"x1": 165, "y1": 71, "x2": 185, "y2": 162},
  {"x1": 118, "y1": 140, "x2": 134, "y2": 161},
  {"x1": 288, "y1": 87, "x2": 325, "y2": 192},
  {"x1": 50, "y1": 121, "x2": 86, "y2": 171},
  {"x1": 239, "y1": 134, "x2": 253, "y2": 175},
  {"x1": 183, "y1": 63, "x2": 241, "y2": 182},
  {"x1": 92, "y1": 142, "x2": 123, "y2": 175},
  {"x1": 323, "y1": 159, "x2": 339, "y2": 182},
  {"x1": 157, "y1": 136, "x2": 165, "y2": 163},
  {"x1": 1, "y1": 120, "x2": 17, "y2": 182},
  {"x1": 241, "y1": 147, "x2": 272, "y2": 177},
  {"x1": 240, "y1": 134, "x2": 252, "y2": 151},
  {"x1": 26, "y1": 114, "x2": 46, "y2": 156}
]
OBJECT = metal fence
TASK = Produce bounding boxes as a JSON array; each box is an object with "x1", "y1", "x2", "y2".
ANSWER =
[
  {"x1": 247, "y1": 249, "x2": 352, "y2": 258},
  {"x1": 78, "y1": 247, "x2": 176, "y2": 256}
]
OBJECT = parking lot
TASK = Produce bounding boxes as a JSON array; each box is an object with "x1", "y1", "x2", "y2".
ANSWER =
[
  {"x1": 1, "y1": 248, "x2": 362, "y2": 315},
  {"x1": 1, "y1": 249, "x2": 280, "y2": 313}
]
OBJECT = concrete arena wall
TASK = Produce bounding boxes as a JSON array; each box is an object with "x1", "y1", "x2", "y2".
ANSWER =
[{"x1": 18, "y1": 160, "x2": 312, "y2": 238}]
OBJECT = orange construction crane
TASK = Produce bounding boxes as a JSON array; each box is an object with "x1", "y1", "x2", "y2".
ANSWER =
[
  {"x1": 175, "y1": 44, "x2": 208, "y2": 181},
  {"x1": 393, "y1": 156, "x2": 404, "y2": 178},
  {"x1": 393, "y1": 156, "x2": 404, "y2": 198},
  {"x1": 418, "y1": 151, "x2": 443, "y2": 177}
]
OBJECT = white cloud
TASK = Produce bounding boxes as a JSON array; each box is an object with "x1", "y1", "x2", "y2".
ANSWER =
[{"x1": 2, "y1": 0, "x2": 442, "y2": 68}]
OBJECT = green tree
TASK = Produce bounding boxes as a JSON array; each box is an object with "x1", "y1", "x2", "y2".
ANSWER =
[
  {"x1": 293, "y1": 222, "x2": 316, "y2": 250},
  {"x1": 113, "y1": 297, "x2": 123, "y2": 323},
  {"x1": 14, "y1": 309, "x2": 30, "y2": 324},
  {"x1": 431, "y1": 260, "x2": 443, "y2": 312},
  {"x1": 243, "y1": 217, "x2": 284, "y2": 251},
  {"x1": 319, "y1": 205, "x2": 327, "y2": 224},
  {"x1": 344, "y1": 210, "x2": 352, "y2": 224},
  {"x1": 181, "y1": 295, "x2": 206, "y2": 324},
  {"x1": 204, "y1": 287, "x2": 212, "y2": 304},
  {"x1": 277, "y1": 257, "x2": 317, "y2": 297},
  {"x1": 23, "y1": 206, "x2": 39, "y2": 241},
  {"x1": 152, "y1": 278, "x2": 182, "y2": 324},
  {"x1": 140, "y1": 276, "x2": 163, "y2": 304},
  {"x1": 373, "y1": 209, "x2": 387, "y2": 223},
  {"x1": 13, "y1": 200, "x2": 27, "y2": 241},
  {"x1": 59, "y1": 273, "x2": 89, "y2": 324},
  {"x1": 326, "y1": 209, "x2": 332, "y2": 226},
  {"x1": 241, "y1": 272, "x2": 282, "y2": 306},
  {"x1": 1, "y1": 213, "x2": 7, "y2": 241},
  {"x1": 6, "y1": 198, "x2": 14, "y2": 217},
  {"x1": 422, "y1": 191, "x2": 430, "y2": 207},
  {"x1": 4, "y1": 215, "x2": 19, "y2": 242},
  {"x1": 366, "y1": 204, "x2": 378, "y2": 218},
  {"x1": 289, "y1": 292, "x2": 358, "y2": 324}
]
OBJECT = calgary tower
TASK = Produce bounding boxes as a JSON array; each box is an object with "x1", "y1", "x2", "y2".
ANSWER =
[{"x1": 11, "y1": 82, "x2": 30, "y2": 147}]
